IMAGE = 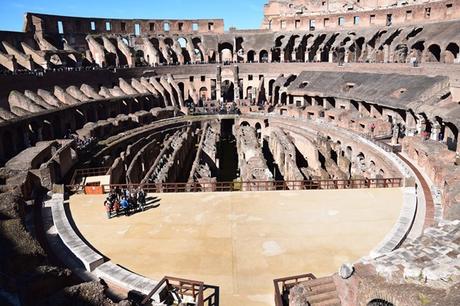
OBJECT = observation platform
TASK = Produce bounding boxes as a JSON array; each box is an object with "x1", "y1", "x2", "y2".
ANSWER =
[{"x1": 69, "y1": 188, "x2": 404, "y2": 306}]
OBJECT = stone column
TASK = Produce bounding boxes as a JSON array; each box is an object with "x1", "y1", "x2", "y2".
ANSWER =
[
  {"x1": 416, "y1": 115, "x2": 426, "y2": 135},
  {"x1": 233, "y1": 65, "x2": 240, "y2": 101},
  {"x1": 391, "y1": 124, "x2": 399, "y2": 145},
  {"x1": 328, "y1": 51, "x2": 334, "y2": 63},
  {"x1": 280, "y1": 50, "x2": 285, "y2": 63},
  {"x1": 430, "y1": 120, "x2": 441, "y2": 141},
  {"x1": 383, "y1": 45, "x2": 390, "y2": 63},
  {"x1": 216, "y1": 65, "x2": 222, "y2": 102}
]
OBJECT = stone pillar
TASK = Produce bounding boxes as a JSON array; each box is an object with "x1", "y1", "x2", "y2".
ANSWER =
[
  {"x1": 268, "y1": 50, "x2": 273, "y2": 63},
  {"x1": 233, "y1": 65, "x2": 240, "y2": 101},
  {"x1": 216, "y1": 65, "x2": 222, "y2": 102},
  {"x1": 430, "y1": 120, "x2": 441, "y2": 141},
  {"x1": 291, "y1": 50, "x2": 296, "y2": 62},
  {"x1": 280, "y1": 50, "x2": 285, "y2": 63},
  {"x1": 324, "y1": 97, "x2": 332, "y2": 109},
  {"x1": 304, "y1": 50, "x2": 310, "y2": 62},
  {"x1": 391, "y1": 124, "x2": 399, "y2": 145},
  {"x1": 328, "y1": 51, "x2": 334, "y2": 63},
  {"x1": 383, "y1": 45, "x2": 390, "y2": 63},
  {"x1": 344, "y1": 51, "x2": 349, "y2": 63},
  {"x1": 416, "y1": 115, "x2": 426, "y2": 135}
]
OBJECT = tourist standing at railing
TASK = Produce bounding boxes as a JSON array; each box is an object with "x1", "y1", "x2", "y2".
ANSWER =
[{"x1": 137, "y1": 188, "x2": 146, "y2": 211}]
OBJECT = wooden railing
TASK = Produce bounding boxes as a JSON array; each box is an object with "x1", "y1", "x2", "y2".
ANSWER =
[
  {"x1": 67, "y1": 177, "x2": 403, "y2": 194},
  {"x1": 141, "y1": 276, "x2": 219, "y2": 306},
  {"x1": 273, "y1": 273, "x2": 317, "y2": 306}
]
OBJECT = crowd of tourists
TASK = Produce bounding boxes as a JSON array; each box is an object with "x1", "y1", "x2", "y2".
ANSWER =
[
  {"x1": 63, "y1": 131, "x2": 97, "y2": 151},
  {"x1": 103, "y1": 187, "x2": 147, "y2": 219}
]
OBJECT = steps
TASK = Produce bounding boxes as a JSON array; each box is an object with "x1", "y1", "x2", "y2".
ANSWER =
[{"x1": 295, "y1": 276, "x2": 341, "y2": 306}]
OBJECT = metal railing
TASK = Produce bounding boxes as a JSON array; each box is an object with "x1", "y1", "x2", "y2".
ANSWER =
[
  {"x1": 141, "y1": 276, "x2": 219, "y2": 306},
  {"x1": 67, "y1": 177, "x2": 403, "y2": 194},
  {"x1": 69, "y1": 167, "x2": 110, "y2": 186},
  {"x1": 273, "y1": 273, "x2": 317, "y2": 306}
]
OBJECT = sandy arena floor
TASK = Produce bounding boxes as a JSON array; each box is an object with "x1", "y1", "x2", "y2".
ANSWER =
[{"x1": 69, "y1": 188, "x2": 404, "y2": 306}]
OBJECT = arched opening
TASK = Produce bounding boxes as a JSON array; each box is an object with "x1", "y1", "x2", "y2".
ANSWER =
[
  {"x1": 178, "y1": 37, "x2": 187, "y2": 48},
  {"x1": 272, "y1": 36, "x2": 284, "y2": 62},
  {"x1": 355, "y1": 37, "x2": 365, "y2": 61},
  {"x1": 367, "y1": 299, "x2": 394, "y2": 306},
  {"x1": 246, "y1": 86, "x2": 254, "y2": 100},
  {"x1": 247, "y1": 50, "x2": 255, "y2": 63},
  {"x1": 445, "y1": 42, "x2": 459, "y2": 64},
  {"x1": 268, "y1": 79, "x2": 276, "y2": 97},
  {"x1": 74, "y1": 109, "x2": 86, "y2": 129},
  {"x1": 272, "y1": 48, "x2": 281, "y2": 62},
  {"x1": 345, "y1": 146, "x2": 353, "y2": 159},
  {"x1": 330, "y1": 149, "x2": 338, "y2": 164},
  {"x1": 274, "y1": 86, "x2": 281, "y2": 104},
  {"x1": 240, "y1": 121, "x2": 250, "y2": 127},
  {"x1": 235, "y1": 37, "x2": 244, "y2": 62},
  {"x1": 221, "y1": 80, "x2": 234, "y2": 102},
  {"x1": 42, "y1": 120, "x2": 53, "y2": 140},
  {"x1": 2, "y1": 130, "x2": 15, "y2": 159},
  {"x1": 52, "y1": 115, "x2": 62, "y2": 138},
  {"x1": 427, "y1": 44, "x2": 441, "y2": 62},
  {"x1": 192, "y1": 37, "x2": 204, "y2": 62},
  {"x1": 411, "y1": 41, "x2": 425, "y2": 62},
  {"x1": 259, "y1": 50, "x2": 269, "y2": 63},
  {"x1": 135, "y1": 50, "x2": 145, "y2": 66},
  {"x1": 255, "y1": 122, "x2": 262, "y2": 140},
  {"x1": 280, "y1": 92, "x2": 287, "y2": 105},
  {"x1": 28, "y1": 121, "x2": 40, "y2": 146},
  {"x1": 219, "y1": 42, "x2": 233, "y2": 63},
  {"x1": 178, "y1": 82, "x2": 185, "y2": 101},
  {"x1": 208, "y1": 49, "x2": 216, "y2": 63},
  {"x1": 86, "y1": 108, "x2": 96, "y2": 123},
  {"x1": 444, "y1": 122, "x2": 458, "y2": 151}
]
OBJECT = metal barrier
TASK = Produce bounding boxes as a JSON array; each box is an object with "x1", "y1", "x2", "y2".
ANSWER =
[
  {"x1": 141, "y1": 276, "x2": 219, "y2": 306},
  {"x1": 67, "y1": 177, "x2": 403, "y2": 194},
  {"x1": 69, "y1": 167, "x2": 110, "y2": 186},
  {"x1": 273, "y1": 273, "x2": 317, "y2": 306}
]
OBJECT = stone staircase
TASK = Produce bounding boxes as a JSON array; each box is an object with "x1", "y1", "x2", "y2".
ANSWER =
[{"x1": 289, "y1": 276, "x2": 341, "y2": 306}]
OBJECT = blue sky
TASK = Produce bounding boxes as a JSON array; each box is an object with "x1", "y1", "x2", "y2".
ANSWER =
[{"x1": 0, "y1": 0, "x2": 267, "y2": 32}]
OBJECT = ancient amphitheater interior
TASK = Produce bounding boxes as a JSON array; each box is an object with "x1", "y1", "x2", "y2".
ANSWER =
[{"x1": 0, "y1": 0, "x2": 460, "y2": 306}]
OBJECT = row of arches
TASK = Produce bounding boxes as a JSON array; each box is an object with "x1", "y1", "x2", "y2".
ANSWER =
[{"x1": 0, "y1": 95, "x2": 160, "y2": 163}]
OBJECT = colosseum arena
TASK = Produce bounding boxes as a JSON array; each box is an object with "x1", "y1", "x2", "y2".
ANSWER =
[{"x1": 0, "y1": 1, "x2": 459, "y2": 306}]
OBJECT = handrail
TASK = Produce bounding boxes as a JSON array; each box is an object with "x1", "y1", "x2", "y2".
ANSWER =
[
  {"x1": 141, "y1": 276, "x2": 218, "y2": 306},
  {"x1": 69, "y1": 166, "x2": 110, "y2": 186},
  {"x1": 67, "y1": 177, "x2": 403, "y2": 194},
  {"x1": 273, "y1": 273, "x2": 317, "y2": 306}
]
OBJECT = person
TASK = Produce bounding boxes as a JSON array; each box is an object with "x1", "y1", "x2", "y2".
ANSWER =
[
  {"x1": 120, "y1": 197, "x2": 130, "y2": 216},
  {"x1": 104, "y1": 200, "x2": 112, "y2": 219},
  {"x1": 114, "y1": 186, "x2": 122, "y2": 200},
  {"x1": 137, "y1": 188, "x2": 146, "y2": 211},
  {"x1": 112, "y1": 198, "x2": 120, "y2": 217},
  {"x1": 128, "y1": 194, "x2": 137, "y2": 213}
]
